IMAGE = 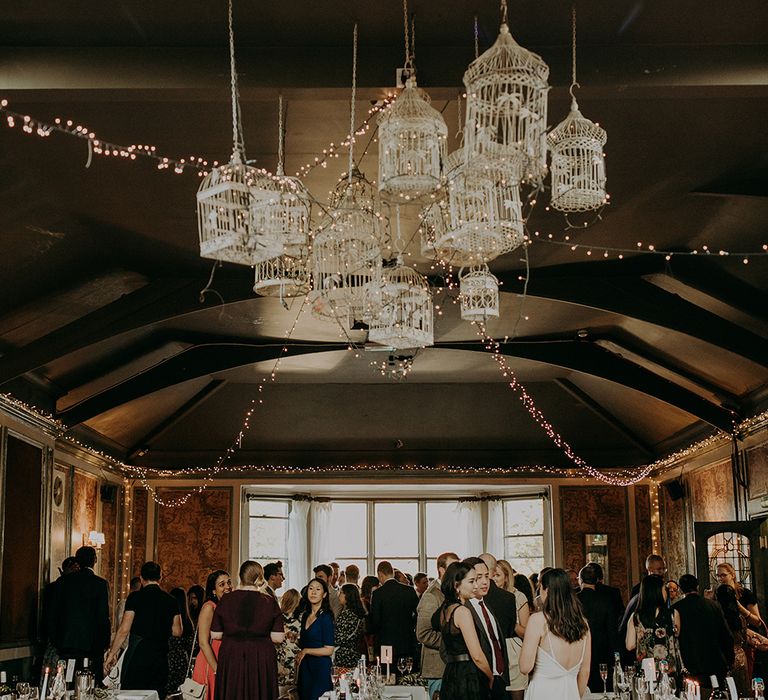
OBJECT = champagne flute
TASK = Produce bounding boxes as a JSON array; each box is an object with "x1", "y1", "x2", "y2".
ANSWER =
[{"x1": 599, "y1": 663, "x2": 608, "y2": 699}]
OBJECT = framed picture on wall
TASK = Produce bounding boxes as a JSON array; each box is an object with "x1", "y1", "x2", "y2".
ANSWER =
[
  {"x1": 585, "y1": 533, "x2": 609, "y2": 583},
  {"x1": 52, "y1": 470, "x2": 66, "y2": 513}
]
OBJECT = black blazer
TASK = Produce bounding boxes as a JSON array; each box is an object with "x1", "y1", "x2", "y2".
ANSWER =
[
  {"x1": 579, "y1": 587, "x2": 620, "y2": 690},
  {"x1": 53, "y1": 568, "x2": 110, "y2": 655},
  {"x1": 465, "y1": 599, "x2": 509, "y2": 681},
  {"x1": 369, "y1": 578, "x2": 419, "y2": 657},
  {"x1": 483, "y1": 581, "x2": 517, "y2": 639},
  {"x1": 595, "y1": 582, "x2": 624, "y2": 625},
  {"x1": 674, "y1": 593, "x2": 735, "y2": 678}
]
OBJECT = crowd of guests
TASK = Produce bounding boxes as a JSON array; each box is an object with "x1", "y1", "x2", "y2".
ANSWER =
[{"x1": 39, "y1": 547, "x2": 768, "y2": 700}]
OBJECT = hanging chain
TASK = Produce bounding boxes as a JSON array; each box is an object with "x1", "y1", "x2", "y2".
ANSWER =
[
  {"x1": 474, "y1": 15, "x2": 480, "y2": 59},
  {"x1": 228, "y1": 0, "x2": 246, "y2": 161},
  {"x1": 410, "y1": 14, "x2": 416, "y2": 70},
  {"x1": 403, "y1": 0, "x2": 412, "y2": 69},
  {"x1": 500, "y1": 0, "x2": 508, "y2": 25},
  {"x1": 570, "y1": 4, "x2": 580, "y2": 103},
  {"x1": 277, "y1": 94, "x2": 284, "y2": 175},
  {"x1": 348, "y1": 23, "x2": 358, "y2": 184},
  {"x1": 456, "y1": 92, "x2": 464, "y2": 139}
]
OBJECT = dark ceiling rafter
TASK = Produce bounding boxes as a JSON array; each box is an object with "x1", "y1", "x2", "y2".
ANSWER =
[{"x1": 56, "y1": 337, "x2": 739, "y2": 433}]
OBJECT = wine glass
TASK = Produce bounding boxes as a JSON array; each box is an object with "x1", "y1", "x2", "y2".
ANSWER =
[
  {"x1": 106, "y1": 664, "x2": 120, "y2": 700},
  {"x1": 16, "y1": 682, "x2": 30, "y2": 700},
  {"x1": 397, "y1": 657, "x2": 407, "y2": 677},
  {"x1": 404, "y1": 656, "x2": 413, "y2": 674},
  {"x1": 599, "y1": 663, "x2": 608, "y2": 699}
]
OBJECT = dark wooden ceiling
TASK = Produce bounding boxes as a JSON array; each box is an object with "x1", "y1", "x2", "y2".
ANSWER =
[{"x1": 0, "y1": 0, "x2": 766, "y2": 471}]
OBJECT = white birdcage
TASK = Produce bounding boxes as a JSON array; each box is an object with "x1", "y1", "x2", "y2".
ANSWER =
[
  {"x1": 547, "y1": 100, "x2": 607, "y2": 212},
  {"x1": 463, "y1": 23, "x2": 550, "y2": 184},
  {"x1": 459, "y1": 265, "x2": 500, "y2": 320},
  {"x1": 250, "y1": 171, "x2": 312, "y2": 258},
  {"x1": 378, "y1": 79, "x2": 448, "y2": 204},
  {"x1": 366, "y1": 258, "x2": 433, "y2": 349},
  {"x1": 253, "y1": 248, "x2": 311, "y2": 298},
  {"x1": 310, "y1": 171, "x2": 384, "y2": 325},
  {"x1": 430, "y1": 150, "x2": 525, "y2": 264}
]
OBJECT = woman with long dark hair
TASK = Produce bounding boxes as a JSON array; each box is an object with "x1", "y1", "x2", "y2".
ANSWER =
[
  {"x1": 191, "y1": 570, "x2": 232, "y2": 699},
  {"x1": 296, "y1": 578, "x2": 335, "y2": 700},
  {"x1": 716, "y1": 584, "x2": 749, "y2": 695},
  {"x1": 513, "y1": 574, "x2": 535, "y2": 614},
  {"x1": 187, "y1": 584, "x2": 205, "y2": 628},
  {"x1": 334, "y1": 583, "x2": 367, "y2": 667},
  {"x1": 436, "y1": 561, "x2": 493, "y2": 700},
  {"x1": 167, "y1": 587, "x2": 195, "y2": 694},
  {"x1": 519, "y1": 568, "x2": 590, "y2": 699},
  {"x1": 626, "y1": 574, "x2": 680, "y2": 675}
]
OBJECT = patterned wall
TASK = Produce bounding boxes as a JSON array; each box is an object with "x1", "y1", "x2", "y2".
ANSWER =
[
  {"x1": 101, "y1": 491, "x2": 119, "y2": 614},
  {"x1": 660, "y1": 482, "x2": 688, "y2": 581},
  {"x1": 71, "y1": 470, "x2": 99, "y2": 554},
  {"x1": 688, "y1": 459, "x2": 736, "y2": 522},
  {"x1": 560, "y1": 486, "x2": 631, "y2": 598},
  {"x1": 634, "y1": 485, "x2": 653, "y2": 580},
  {"x1": 50, "y1": 464, "x2": 70, "y2": 579},
  {"x1": 155, "y1": 487, "x2": 232, "y2": 592},
  {"x1": 747, "y1": 442, "x2": 768, "y2": 500},
  {"x1": 130, "y1": 487, "x2": 148, "y2": 578}
]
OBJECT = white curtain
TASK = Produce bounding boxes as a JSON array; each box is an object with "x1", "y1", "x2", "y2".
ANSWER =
[
  {"x1": 310, "y1": 500, "x2": 334, "y2": 571},
  {"x1": 287, "y1": 499, "x2": 310, "y2": 590},
  {"x1": 455, "y1": 500, "x2": 483, "y2": 558},
  {"x1": 486, "y1": 499, "x2": 505, "y2": 559}
]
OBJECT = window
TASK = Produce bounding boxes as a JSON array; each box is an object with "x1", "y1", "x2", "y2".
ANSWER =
[
  {"x1": 247, "y1": 498, "x2": 290, "y2": 578},
  {"x1": 375, "y1": 502, "x2": 419, "y2": 576},
  {"x1": 425, "y1": 501, "x2": 463, "y2": 575},
  {"x1": 503, "y1": 497, "x2": 546, "y2": 576},
  {"x1": 328, "y1": 502, "x2": 368, "y2": 578}
]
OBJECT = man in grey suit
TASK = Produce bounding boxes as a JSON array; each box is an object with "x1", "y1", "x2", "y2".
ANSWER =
[{"x1": 416, "y1": 552, "x2": 459, "y2": 700}]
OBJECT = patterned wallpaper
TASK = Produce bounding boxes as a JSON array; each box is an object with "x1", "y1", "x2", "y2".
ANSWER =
[
  {"x1": 560, "y1": 486, "x2": 631, "y2": 598},
  {"x1": 635, "y1": 485, "x2": 653, "y2": 580},
  {"x1": 747, "y1": 442, "x2": 768, "y2": 500},
  {"x1": 155, "y1": 487, "x2": 231, "y2": 592},
  {"x1": 660, "y1": 482, "x2": 688, "y2": 581},
  {"x1": 71, "y1": 470, "x2": 99, "y2": 554},
  {"x1": 688, "y1": 460, "x2": 736, "y2": 522},
  {"x1": 101, "y1": 491, "x2": 118, "y2": 614},
  {"x1": 130, "y1": 487, "x2": 148, "y2": 577}
]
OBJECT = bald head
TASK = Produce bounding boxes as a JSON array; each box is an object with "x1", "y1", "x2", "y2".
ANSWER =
[{"x1": 480, "y1": 553, "x2": 498, "y2": 572}]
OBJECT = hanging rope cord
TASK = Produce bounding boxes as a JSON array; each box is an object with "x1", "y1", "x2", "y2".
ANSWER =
[
  {"x1": 228, "y1": 0, "x2": 246, "y2": 161},
  {"x1": 348, "y1": 24, "x2": 358, "y2": 184},
  {"x1": 403, "y1": 0, "x2": 412, "y2": 69},
  {"x1": 277, "y1": 94, "x2": 285, "y2": 175},
  {"x1": 570, "y1": 5, "x2": 580, "y2": 102},
  {"x1": 500, "y1": 0, "x2": 508, "y2": 25}
]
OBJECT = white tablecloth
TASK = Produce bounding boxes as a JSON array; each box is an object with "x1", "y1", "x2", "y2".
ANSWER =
[
  {"x1": 115, "y1": 691, "x2": 160, "y2": 700},
  {"x1": 321, "y1": 687, "x2": 428, "y2": 700}
]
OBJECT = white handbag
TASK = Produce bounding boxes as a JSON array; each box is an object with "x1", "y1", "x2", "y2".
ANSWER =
[{"x1": 178, "y1": 627, "x2": 207, "y2": 700}]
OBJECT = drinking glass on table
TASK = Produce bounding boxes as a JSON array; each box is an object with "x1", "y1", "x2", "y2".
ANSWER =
[
  {"x1": 404, "y1": 656, "x2": 413, "y2": 674},
  {"x1": 397, "y1": 657, "x2": 407, "y2": 676},
  {"x1": 599, "y1": 663, "x2": 608, "y2": 699},
  {"x1": 16, "y1": 682, "x2": 30, "y2": 699}
]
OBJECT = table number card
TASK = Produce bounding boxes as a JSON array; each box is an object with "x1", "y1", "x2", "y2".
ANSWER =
[
  {"x1": 65, "y1": 659, "x2": 76, "y2": 684},
  {"x1": 725, "y1": 676, "x2": 738, "y2": 700},
  {"x1": 380, "y1": 646, "x2": 393, "y2": 664}
]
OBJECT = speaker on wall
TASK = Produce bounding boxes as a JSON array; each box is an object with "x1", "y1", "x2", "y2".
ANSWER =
[
  {"x1": 664, "y1": 479, "x2": 685, "y2": 501},
  {"x1": 100, "y1": 484, "x2": 118, "y2": 503}
]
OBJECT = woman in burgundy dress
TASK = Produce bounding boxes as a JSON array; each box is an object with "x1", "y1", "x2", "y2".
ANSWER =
[{"x1": 212, "y1": 561, "x2": 285, "y2": 700}]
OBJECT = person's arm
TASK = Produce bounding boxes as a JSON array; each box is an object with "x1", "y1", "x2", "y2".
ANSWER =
[
  {"x1": 672, "y1": 609, "x2": 680, "y2": 636},
  {"x1": 514, "y1": 597, "x2": 530, "y2": 639},
  {"x1": 747, "y1": 629, "x2": 768, "y2": 652},
  {"x1": 577, "y1": 631, "x2": 592, "y2": 699},
  {"x1": 740, "y1": 600, "x2": 761, "y2": 626},
  {"x1": 518, "y1": 611, "x2": 544, "y2": 676},
  {"x1": 270, "y1": 598, "x2": 285, "y2": 644},
  {"x1": 296, "y1": 614, "x2": 334, "y2": 667},
  {"x1": 454, "y1": 606, "x2": 493, "y2": 685},
  {"x1": 171, "y1": 613, "x2": 183, "y2": 638},
  {"x1": 197, "y1": 603, "x2": 219, "y2": 672},
  {"x1": 416, "y1": 591, "x2": 442, "y2": 650},
  {"x1": 104, "y1": 610, "x2": 135, "y2": 672},
  {"x1": 625, "y1": 616, "x2": 637, "y2": 651}
]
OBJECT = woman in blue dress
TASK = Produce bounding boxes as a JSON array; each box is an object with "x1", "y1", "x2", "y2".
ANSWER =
[{"x1": 296, "y1": 578, "x2": 335, "y2": 700}]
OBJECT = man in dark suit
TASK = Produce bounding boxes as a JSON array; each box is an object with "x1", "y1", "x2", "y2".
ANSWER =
[
  {"x1": 674, "y1": 574, "x2": 734, "y2": 694},
  {"x1": 369, "y1": 560, "x2": 419, "y2": 671},
  {"x1": 53, "y1": 546, "x2": 110, "y2": 681},
  {"x1": 464, "y1": 557, "x2": 509, "y2": 700},
  {"x1": 578, "y1": 565, "x2": 620, "y2": 692},
  {"x1": 590, "y1": 562, "x2": 624, "y2": 625}
]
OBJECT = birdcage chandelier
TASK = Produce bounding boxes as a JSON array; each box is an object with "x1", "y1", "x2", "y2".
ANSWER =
[
  {"x1": 462, "y1": 3, "x2": 549, "y2": 185},
  {"x1": 253, "y1": 248, "x2": 311, "y2": 299},
  {"x1": 459, "y1": 265, "x2": 500, "y2": 321},
  {"x1": 366, "y1": 256, "x2": 433, "y2": 349}
]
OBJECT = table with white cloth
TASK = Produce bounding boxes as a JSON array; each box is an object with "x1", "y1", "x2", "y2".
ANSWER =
[
  {"x1": 114, "y1": 691, "x2": 160, "y2": 700},
  {"x1": 321, "y1": 687, "x2": 428, "y2": 700}
]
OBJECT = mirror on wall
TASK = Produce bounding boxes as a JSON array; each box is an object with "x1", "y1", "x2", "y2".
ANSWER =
[{"x1": 585, "y1": 533, "x2": 609, "y2": 583}]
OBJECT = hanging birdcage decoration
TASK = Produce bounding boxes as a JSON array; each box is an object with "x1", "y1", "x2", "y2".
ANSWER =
[
  {"x1": 253, "y1": 247, "x2": 311, "y2": 298},
  {"x1": 459, "y1": 265, "x2": 500, "y2": 320},
  {"x1": 431, "y1": 150, "x2": 525, "y2": 264},
  {"x1": 378, "y1": 79, "x2": 448, "y2": 204},
  {"x1": 547, "y1": 102, "x2": 607, "y2": 212},
  {"x1": 366, "y1": 257, "x2": 433, "y2": 349},
  {"x1": 310, "y1": 170, "x2": 384, "y2": 325},
  {"x1": 249, "y1": 172, "x2": 312, "y2": 258},
  {"x1": 463, "y1": 18, "x2": 549, "y2": 184}
]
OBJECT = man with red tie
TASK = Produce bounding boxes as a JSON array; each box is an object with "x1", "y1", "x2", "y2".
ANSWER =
[{"x1": 463, "y1": 557, "x2": 510, "y2": 700}]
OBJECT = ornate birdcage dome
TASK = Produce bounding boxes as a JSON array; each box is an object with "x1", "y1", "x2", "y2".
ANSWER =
[
  {"x1": 377, "y1": 78, "x2": 448, "y2": 204},
  {"x1": 547, "y1": 100, "x2": 607, "y2": 212},
  {"x1": 463, "y1": 23, "x2": 550, "y2": 184},
  {"x1": 366, "y1": 257, "x2": 433, "y2": 349},
  {"x1": 310, "y1": 170, "x2": 384, "y2": 325},
  {"x1": 428, "y1": 150, "x2": 525, "y2": 265},
  {"x1": 459, "y1": 265, "x2": 500, "y2": 321},
  {"x1": 197, "y1": 157, "x2": 282, "y2": 265}
]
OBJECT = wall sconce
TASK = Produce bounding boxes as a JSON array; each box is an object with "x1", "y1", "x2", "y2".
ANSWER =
[{"x1": 83, "y1": 531, "x2": 106, "y2": 549}]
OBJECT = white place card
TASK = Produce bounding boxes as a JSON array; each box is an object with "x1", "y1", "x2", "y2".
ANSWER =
[
  {"x1": 725, "y1": 676, "x2": 738, "y2": 700},
  {"x1": 380, "y1": 645, "x2": 393, "y2": 664},
  {"x1": 65, "y1": 659, "x2": 76, "y2": 684}
]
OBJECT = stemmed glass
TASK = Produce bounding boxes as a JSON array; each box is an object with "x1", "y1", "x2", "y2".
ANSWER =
[
  {"x1": 106, "y1": 664, "x2": 120, "y2": 700},
  {"x1": 599, "y1": 663, "x2": 608, "y2": 699},
  {"x1": 396, "y1": 657, "x2": 407, "y2": 678},
  {"x1": 404, "y1": 657, "x2": 413, "y2": 675}
]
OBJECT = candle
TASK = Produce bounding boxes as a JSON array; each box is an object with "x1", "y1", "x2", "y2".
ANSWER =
[{"x1": 40, "y1": 668, "x2": 49, "y2": 700}]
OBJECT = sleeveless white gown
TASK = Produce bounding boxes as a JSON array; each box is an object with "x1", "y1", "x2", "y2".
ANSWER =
[{"x1": 524, "y1": 627, "x2": 586, "y2": 700}]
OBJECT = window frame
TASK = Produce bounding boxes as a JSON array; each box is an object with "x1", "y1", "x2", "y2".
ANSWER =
[
  {"x1": 242, "y1": 494, "x2": 291, "y2": 577},
  {"x1": 500, "y1": 493, "x2": 552, "y2": 577}
]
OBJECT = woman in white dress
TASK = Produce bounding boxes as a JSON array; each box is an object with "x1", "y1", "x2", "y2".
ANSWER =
[{"x1": 519, "y1": 568, "x2": 591, "y2": 700}]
